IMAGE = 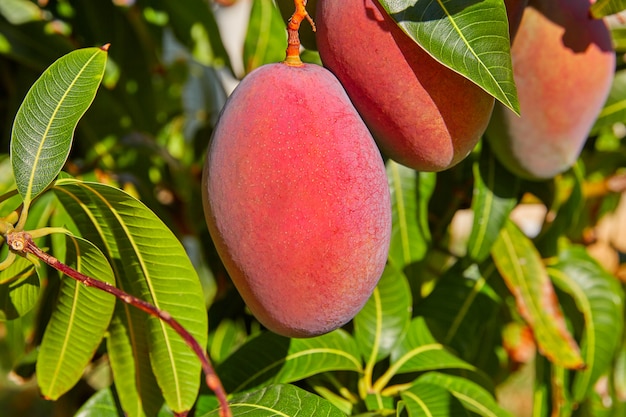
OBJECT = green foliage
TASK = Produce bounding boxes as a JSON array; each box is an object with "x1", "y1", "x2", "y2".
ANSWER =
[{"x1": 0, "y1": 0, "x2": 626, "y2": 416}]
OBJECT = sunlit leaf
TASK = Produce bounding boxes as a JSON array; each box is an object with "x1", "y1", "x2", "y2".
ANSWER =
[
  {"x1": 467, "y1": 143, "x2": 519, "y2": 262},
  {"x1": 548, "y1": 245, "x2": 624, "y2": 403},
  {"x1": 199, "y1": 384, "x2": 348, "y2": 417},
  {"x1": 416, "y1": 372, "x2": 513, "y2": 417},
  {"x1": 10, "y1": 47, "x2": 107, "y2": 204},
  {"x1": 354, "y1": 263, "x2": 411, "y2": 364},
  {"x1": 74, "y1": 388, "x2": 122, "y2": 417},
  {"x1": 491, "y1": 220, "x2": 584, "y2": 369},
  {"x1": 0, "y1": 254, "x2": 38, "y2": 320},
  {"x1": 217, "y1": 329, "x2": 362, "y2": 393},
  {"x1": 377, "y1": 0, "x2": 519, "y2": 113},
  {"x1": 37, "y1": 235, "x2": 116, "y2": 400},
  {"x1": 590, "y1": 0, "x2": 626, "y2": 18},
  {"x1": 386, "y1": 161, "x2": 434, "y2": 270},
  {"x1": 591, "y1": 69, "x2": 626, "y2": 134},
  {"x1": 244, "y1": 0, "x2": 287, "y2": 73},
  {"x1": 53, "y1": 179, "x2": 207, "y2": 413}
]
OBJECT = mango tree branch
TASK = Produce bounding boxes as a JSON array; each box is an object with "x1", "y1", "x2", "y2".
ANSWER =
[{"x1": 6, "y1": 230, "x2": 232, "y2": 417}]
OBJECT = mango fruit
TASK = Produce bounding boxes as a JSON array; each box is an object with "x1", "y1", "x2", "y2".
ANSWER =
[
  {"x1": 315, "y1": 0, "x2": 495, "y2": 172},
  {"x1": 202, "y1": 62, "x2": 391, "y2": 338},
  {"x1": 486, "y1": 0, "x2": 615, "y2": 180}
]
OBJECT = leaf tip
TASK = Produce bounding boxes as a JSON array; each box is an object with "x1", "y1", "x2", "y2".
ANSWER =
[{"x1": 101, "y1": 43, "x2": 111, "y2": 52}]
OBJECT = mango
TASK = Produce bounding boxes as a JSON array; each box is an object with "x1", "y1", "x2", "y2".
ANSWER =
[
  {"x1": 315, "y1": 0, "x2": 495, "y2": 172},
  {"x1": 202, "y1": 62, "x2": 391, "y2": 338},
  {"x1": 486, "y1": 0, "x2": 615, "y2": 180}
]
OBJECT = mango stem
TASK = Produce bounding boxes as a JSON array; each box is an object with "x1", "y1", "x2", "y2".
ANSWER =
[{"x1": 284, "y1": 0, "x2": 316, "y2": 67}]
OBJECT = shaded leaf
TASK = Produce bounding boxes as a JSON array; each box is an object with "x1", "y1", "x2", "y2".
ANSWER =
[
  {"x1": 244, "y1": 0, "x2": 287, "y2": 73},
  {"x1": 200, "y1": 384, "x2": 347, "y2": 417},
  {"x1": 548, "y1": 245, "x2": 624, "y2": 402},
  {"x1": 10, "y1": 47, "x2": 107, "y2": 204},
  {"x1": 590, "y1": 0, "x2": 626, "y2": 18},
  {"x1": 217, "y1": 329, "x2": 362, "y2": 393},
  {"x1": 377, "y1": 0, "x2": 518, "y2": 112},
  {"x1": 37, "y1": 235, "x2": 116, "y2": 400},
  {"x1": 386, "y1": 161, "x2": 434, "y2": 270},
  {"x1": 74, "y1": 388, "x2": 121, "y2": 417},
  {"x1": 591, "y1": 69, "x2": 626, "y2": 134},
  {"x1": 467, "y1": 143, "x2": 519, "y2": 262},
  {"x1": 491, "y1": 220, "x2": 584, "y2": 369},
  {"x1": 53, "y1": 179, "x2": 207, "y2": 413},
  {"x1": 402, "y1": 382, "x2": 469, "y2": 417},
  {"x1": 354, "y1": 263, "x2": 412, "y2": 365},
  {"x1": 416, "y1": 372, "x2": 513, "y2": 417},
  {"x1": 0, "y1": 254, "x2": 38, "y2": 320}
]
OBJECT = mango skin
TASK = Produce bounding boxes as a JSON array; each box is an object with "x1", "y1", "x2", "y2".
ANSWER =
[
  {"x1": 202, "y1": 63, "x2": 391, "y2": 338},
  {"x1": 315, "y1": 0, "x2": 495, "y2": 172},
  {"x1": 486, "y1": 0, "x2": 615, "y2": 180}
]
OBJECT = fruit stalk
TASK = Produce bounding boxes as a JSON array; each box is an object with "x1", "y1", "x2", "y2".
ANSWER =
[
  {"x1": 6, "y1": 231, "x2": 232, "y2": 417},
  {"x1": 284, "y1": 0, "x2": 315, "y2": 66}
]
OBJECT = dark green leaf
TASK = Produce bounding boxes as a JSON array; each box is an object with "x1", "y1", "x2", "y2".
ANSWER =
[
  {"x1": 548, "y1": 245, "x2": 624, "y2": 402},
  {"x1": 0, "y1": 254, "x2": 38, "y2": 320},
  {"x1": 200, "y1": 384, "x2": 348, "y2": 417},
  {"x1": 591, "y1": 69, "x2": 626, "y2": 134},
  {"x1": 37, "y1": 235, "x2": 116, "y2": 400},
  {"x1": 377, "y1": 0, "x2": 518, "y2": 113},
  {"x1": 217, "y1": 329, "x2": 362, "y2": 393},
  {"x1": 354, "y1": 263, "x2": 412, "y2": 365},
  {"x1": 491, "y1": 220, "x2": 584, "y2": 369},
  {"x1": 10, "y1": 47, "x2": 107, "y2": 204},
  {"x1": 416, "y1": 372, "x2": 513, "y2": 417},
  {"x1": 386, "y1": 161, "x2": 434, "y2": 270},
  {"x1": 467, "y1": 143, "x2": 519, "y2": 262}
]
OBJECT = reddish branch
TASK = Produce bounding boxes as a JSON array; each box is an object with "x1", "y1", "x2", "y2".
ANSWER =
[
  {"x1": 6, "y1": 231, "x2": 232, "y2": 417},
  {"x1": 284, "y1": 0, "x2": 315, "y2": 66}
]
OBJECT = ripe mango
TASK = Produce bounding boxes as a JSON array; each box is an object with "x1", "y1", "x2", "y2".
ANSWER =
[
  {"x1": 486, "y1": 0, "x2": 615, "y2": 180},
  {"x1": 202, "y1": 62, "x2": 391, "y2": 338},
  {"x1": 315, "y1": 0, "x2": 495, "y2": 172}
]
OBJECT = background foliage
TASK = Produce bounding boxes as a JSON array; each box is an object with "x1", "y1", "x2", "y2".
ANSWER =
[{"x1": 1, "y1": 0, "x2": 626, "y2": 416}]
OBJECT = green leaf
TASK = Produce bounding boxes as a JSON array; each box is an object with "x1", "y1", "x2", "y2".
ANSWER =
[
  {"x1": 547, "y1": 246, "x2": 624, "y2": 403},
  {"x1": 37, "y1": 235, "x2": 116, "y2": 400},
  {"x1": 416, "y1": 372, "x2": 513, "y2": 417},
  {"x1": 244, "y1": 0, "x2": 287, "y2": 73},
  {"x1": 491, "y1": 219, "x2": 584, "y2": 370},
  {"x1": 74, "y1": 388, "x2": 122, "y2": 417},
  {"x1": 10, "y1": 47, "x2": 107, "y2": 204},
  {"x1": 354, "y1": 263, "x2": 412, "y2": 364},
  {"x1": 375, "y1": 317, "x2": 474, "y2": 391},
  {"x1": 401, "y1": 382, "x2": 469, "y2": 417},
  {"x1": 467, "y1": 143, "x2": 519, "y2": 262},
  {"x1": 217, "y1": 329, "x2": 362, "y2": 393},
  {"x1": 208, "y1": 318, "x2": 248, "y2": 365},
  {"x1": 386, "y1": 161, "x2": 434, "y2": 271},
  {"x1": 53, "y1": 179, "x2": 208, "y2": 413},
  {"x1": 415, "y1": 262, "x2": 501, "y2": 365},
  {"x1": 591, "y1": 69, "x2": 626, "y2": 134},
  {"x1": 590, "y1": 0, "x2": 626, "y2": 18},
  {"x1": 200, "y1": 384, "x2": 348, "y2": 417},
  {"x1": 377, "y1": 0, "x2": 519, "y2": 113},
  {"x1": 0, "y1": 254, "x2": 38, "y2": 320}
]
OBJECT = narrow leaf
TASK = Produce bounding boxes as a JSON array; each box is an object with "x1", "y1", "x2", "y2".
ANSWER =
[
  {"x1": 590, "y1": 0, "x2": 626, "y2": 18},
  {"x1": 467, "y1": 143, "x2": 519, "y2": 262},
  {"x1": 37, "y1": 235, "x2": 116, "y2": 400},
  {"x1": 416, "y1": 372, "x2": 514, "y2": 417},
  {"x1": 548, "y1": 246, "x2": 624, "y2": 402},
  {"x1": 53, "y1": 179, "x2": 208, "y2": 413},
  {"x1": 377, "y1": 0, "x2": 519, "y2": 113},
  {"x1": 200, "y1": 384, "x2": 348, "y2": 417},
  {"x1": 354, "y1": 263, "x2": 412, "y2": 364},
  {"x1": 491, "y1": 220, "x2": 584, "y2": 369},
  {"x1": 10, "y1": 46, "x2": 107, "y2": 203},
  {"x1": 387, "y1": 161, "x2": 434, "y2": 270},
  {"x1": 217, "y1": 329, "x2": 362, "y2": 393},
  {"x1": 243, "y1": 0, "x2": 287, "y2": 73}
]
